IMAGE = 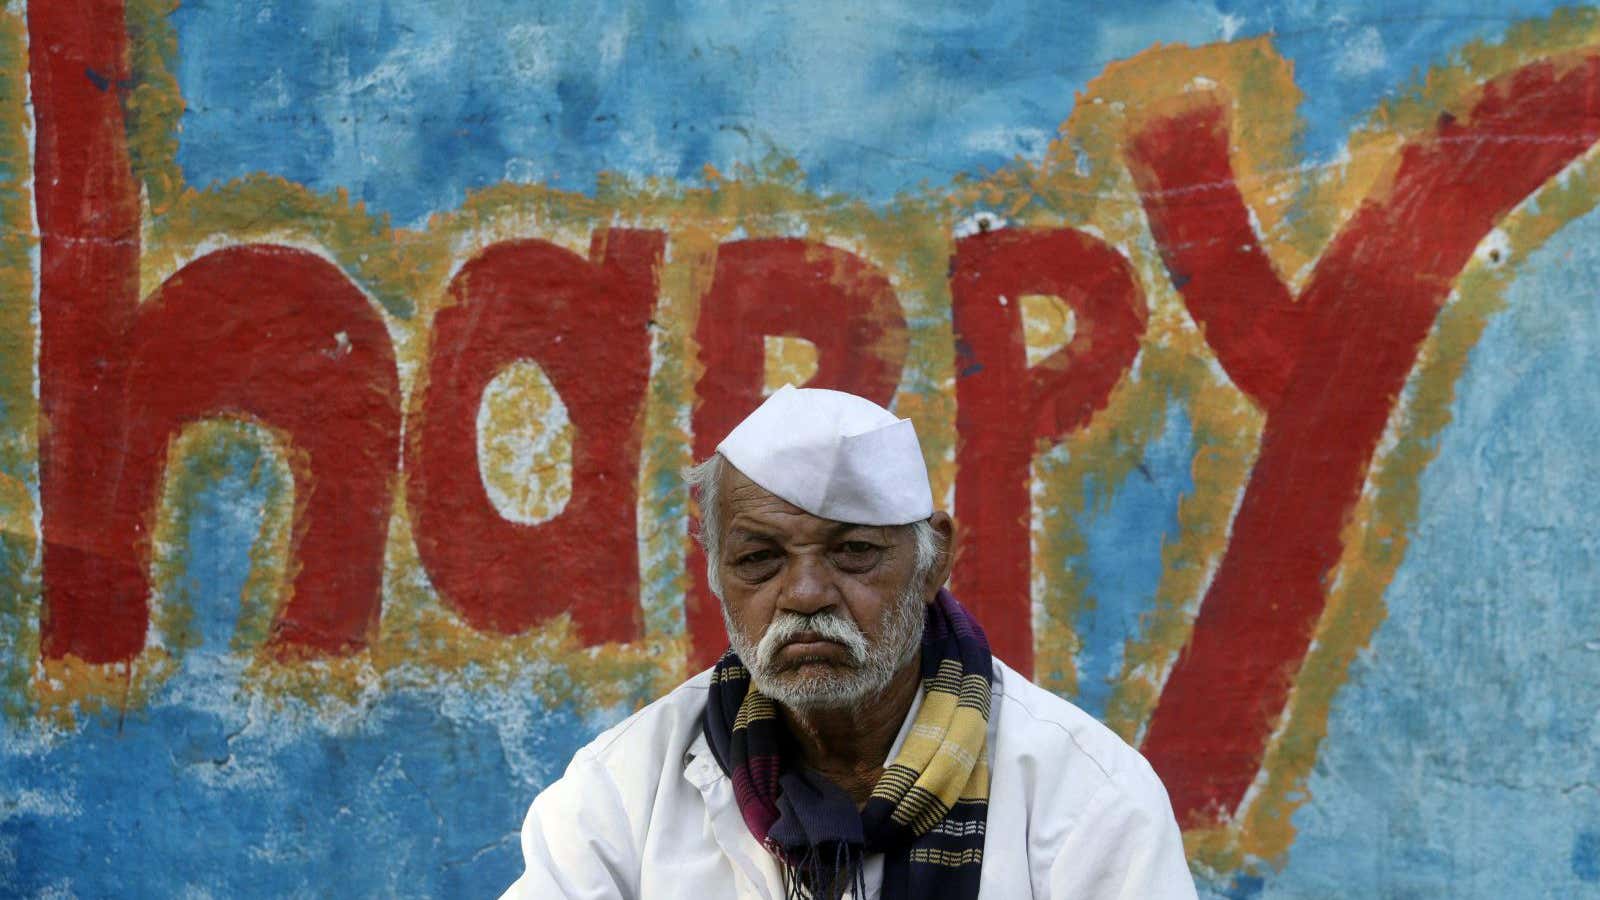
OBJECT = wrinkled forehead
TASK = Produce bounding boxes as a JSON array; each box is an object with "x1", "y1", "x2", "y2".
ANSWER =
[
  {"x1": 719, "y1": 464, "x2": 893, "y2": 542},
  {"x1": 720, "y1": 463, "x2": 816, "y2": 524}
]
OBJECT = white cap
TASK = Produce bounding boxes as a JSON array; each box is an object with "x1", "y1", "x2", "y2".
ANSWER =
[{"x1": 716, "y1": 385, "x2": 933, "y2": 526}]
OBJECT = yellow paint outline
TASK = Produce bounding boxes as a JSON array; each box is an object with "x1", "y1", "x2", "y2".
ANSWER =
[{"x1": 0, "y1": 7, "x2": 39, "y2": 721}]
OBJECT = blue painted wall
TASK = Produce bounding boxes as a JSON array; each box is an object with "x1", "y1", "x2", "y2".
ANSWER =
[{"x1": 172, "y1": 0, "x2": 1579, "y2": 225}]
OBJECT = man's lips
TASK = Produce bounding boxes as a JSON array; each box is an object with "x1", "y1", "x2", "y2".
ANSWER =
[{"x1": 777, "y1": 633, "x2": 847, "y2": 661}]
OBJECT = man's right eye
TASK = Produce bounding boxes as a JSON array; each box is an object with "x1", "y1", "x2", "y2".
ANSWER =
[{"x1": 731, "y1": 549, "x2": 782, "y2": 580}]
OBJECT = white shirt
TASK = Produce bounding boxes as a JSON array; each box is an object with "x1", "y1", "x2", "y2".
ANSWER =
[{"x1": 501, "y1": 658, "x2": 1197, "y2": 899}]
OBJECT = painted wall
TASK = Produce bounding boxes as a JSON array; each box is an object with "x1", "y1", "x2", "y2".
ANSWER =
[{"x1": 4, "y1": 1, "x2": 1600, "y2": 896}]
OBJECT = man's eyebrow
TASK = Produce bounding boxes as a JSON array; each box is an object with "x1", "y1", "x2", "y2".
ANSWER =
[
  {"x1": 724, "y1": 523, "x2": 888, "y2": 543},
  {"x1": 834, "y1": 523, "x2": 892, "y2": 540}
]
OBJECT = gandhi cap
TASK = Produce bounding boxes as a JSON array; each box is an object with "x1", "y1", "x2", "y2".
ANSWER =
[{"x1": 715, "y1": 384, "x2": 934, "y2": 526}]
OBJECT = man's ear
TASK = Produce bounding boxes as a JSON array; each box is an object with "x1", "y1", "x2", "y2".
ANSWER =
[{"x1": 924, "y1": 511, "x2": 956, "y2": 600}]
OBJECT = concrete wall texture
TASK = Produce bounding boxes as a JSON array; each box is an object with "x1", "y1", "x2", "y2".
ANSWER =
[{"x1": 4, "y1": 1, "x2": 1599, "y2": 896}]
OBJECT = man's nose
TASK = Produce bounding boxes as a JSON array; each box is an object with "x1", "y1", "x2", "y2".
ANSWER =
[{"x1": 778, "y1": 553, "x2": 837, "y2": 616}]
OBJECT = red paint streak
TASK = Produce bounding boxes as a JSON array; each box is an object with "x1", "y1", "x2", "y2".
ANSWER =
[
  {"x1": 33, "y1": 0, "x2": 143, "y2": 661},
  {"x1": 407, "y1": 231, "x2": 663, "y2": 645},
  {"x1": 1127, "y1": 54, "x2": 1600, "y2": 824},
  {"x1": 950, "y1": 229, "x2": 1147, "y2": 673},
  {"x1": 686, "y1": 239, "x2": 908, "y2": 668},
  {"x1": 1125, "y1": 104, "x2": 1300, "y2": 408},
  {"x1": 33, "y1": 0, "x2": 403, "y2": 659},
  {"x1": 119, "y1": 247, "x2": 402, "y2": 654}
]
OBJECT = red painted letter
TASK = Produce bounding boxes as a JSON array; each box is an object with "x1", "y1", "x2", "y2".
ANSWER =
[
  {"x1": 119, "y1": 247, "x2": 403, "y2": 654},
  {"x1": 33, "y1": 0, "x2": 143, "y2": 660},
  {"x1": 1126, "y1": 54, "x2": 1600, "y2": 824},
  {"x1": 950, "y1": 229, "x2": 1146, "y2": 673},
  {"x1": 33, "y1": 0, "x2": 402, "y2": 659},
  {"x1": 687, "y1": 238, "x2": 908, "y2": 667},
  {"x1": 406, "y1": 230, "x2": 664, "y2": 645}
]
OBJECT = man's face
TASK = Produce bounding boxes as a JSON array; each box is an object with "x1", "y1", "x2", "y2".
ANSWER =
[{"x1": 714, "y1": 466, "x2": 929, "y2": 710}]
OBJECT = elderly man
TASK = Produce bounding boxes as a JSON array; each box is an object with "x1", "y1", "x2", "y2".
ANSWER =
[{"x1": 502, "y1": 386, "x2": 1196, "y2": 898}]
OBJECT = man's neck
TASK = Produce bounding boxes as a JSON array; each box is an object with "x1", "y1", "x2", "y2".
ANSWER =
[{"x1": 779, "y1": 656, "x2": 922, "y2": 807}]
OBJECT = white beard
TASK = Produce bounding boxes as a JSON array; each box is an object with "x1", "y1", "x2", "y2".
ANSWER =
[{"x1": 723, "y1": 579, "x2": 926, "y2": 711}]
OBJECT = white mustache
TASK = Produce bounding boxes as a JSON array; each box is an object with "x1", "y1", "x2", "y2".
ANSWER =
[{"x1": 755, "y1": 611, "x2": 869, "y2": 669}]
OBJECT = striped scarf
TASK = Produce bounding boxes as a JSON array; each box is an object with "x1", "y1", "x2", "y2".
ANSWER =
[{"x1": 703, "y1": 590, "x2": 992, "y2": 900}]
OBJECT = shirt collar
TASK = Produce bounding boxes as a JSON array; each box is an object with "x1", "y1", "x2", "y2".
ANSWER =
[{"x1": 685, "y1": 681, "x2": 927, "y2": 780}]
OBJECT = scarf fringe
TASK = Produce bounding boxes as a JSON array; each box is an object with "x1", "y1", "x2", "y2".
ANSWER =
[{"x1": 776, "y1": 840, "x2": 866, "y2": 900}]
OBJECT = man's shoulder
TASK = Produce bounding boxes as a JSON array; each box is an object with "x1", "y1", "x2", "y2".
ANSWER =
[
  {"x1": 990, "y1": 657, "x2": 1176, "y2": 818},
  {"x1": 991, "y1": 657, "x2": 1137, "y2": 772},
  {"x1": 576, "y1": 667, "x2": 714, "y2": 771},
  {"x1": 986, "y1": 659, "x2": 1195, "y2": 896}
]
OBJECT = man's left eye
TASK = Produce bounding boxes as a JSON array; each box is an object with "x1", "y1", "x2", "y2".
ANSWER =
[{"x1": 832, "y1": 542, "x2": 882, "y2": 572}]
